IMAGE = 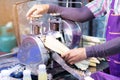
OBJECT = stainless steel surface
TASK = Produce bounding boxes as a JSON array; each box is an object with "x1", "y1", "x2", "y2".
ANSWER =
[
  {"x1": 30, "y1": 14, "x2": 82, "y2": 48},
  {"x1": 49, "y1": 15, "x2": 81, "y2": 48},
  {"x1": 62, "y1": 20, "x2": 81, "y2": 48},
  {"x1": 17, "y1": 35, "x2": 49, "y2": 65},
  {"x1": 0, "y1": 52, "x2": 17, "y2": 58},
  {"x1": 0, "y1": 47, "x2": 18, "y2": 58}
]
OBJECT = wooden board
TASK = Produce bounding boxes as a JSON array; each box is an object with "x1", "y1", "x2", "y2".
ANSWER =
[{"x1": 0, "y1": 0, "x2": 26, "y2": 26}]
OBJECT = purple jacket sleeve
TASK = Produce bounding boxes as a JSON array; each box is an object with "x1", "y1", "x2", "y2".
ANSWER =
[
  {"x1": 86, "y1": 37, "x2": 120, "y2": 58},
  {"x1": 48, "y1": 5, "x2": 95, "y2": 22}
]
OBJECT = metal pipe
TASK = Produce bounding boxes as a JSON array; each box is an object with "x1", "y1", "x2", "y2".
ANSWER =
[{"x1": 36, "y1": 0, "x2": 83, "y2": 5}]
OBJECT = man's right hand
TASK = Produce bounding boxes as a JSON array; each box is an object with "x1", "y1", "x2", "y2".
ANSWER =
[
  {"x1": 61, "y1": 48, "x2": 87, "y2": 65},
  {"x1": 26, "y1": 4, "x2": 49, "y2": 20}
]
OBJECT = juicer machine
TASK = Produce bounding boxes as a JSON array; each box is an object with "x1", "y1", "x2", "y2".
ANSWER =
[{"x1": 17, "y1": 13, "x2": 83, "y2": 79}]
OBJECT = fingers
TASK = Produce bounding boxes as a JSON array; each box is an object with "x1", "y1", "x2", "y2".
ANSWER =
[
  {"x1": 61, "y1": 51, "x2": 69, "y2": 57},
  {"x1": 61, "y1": 51, "x2": 70, "y2": 59},
  {"x1": 67, "y1": 57, "x2": 77, "y2": 65},
  {"x1": 26, "y1": 4, "x2": 49, "y2": 20},
  {"x1": 26, "y1": 5, "x2": 37, "y2": 18},
  {"x1": 61, "y1": 51, "x2": 75, "y2": 65},
  {"x1": 64, "y1": 54, "x2": 76, "y2": 65},
  {"x1": 27, "y1": 15, "x2": 43, "y2": 21},
  {"x1": 63, "y1": 53, "x2": 70, "y2": 61},
  {"x1": 26, "y1": 6, "x2": 44, "y2": 20},
  {"x1": 31, "y1": 14, "x2": 42, "y2": 18}
]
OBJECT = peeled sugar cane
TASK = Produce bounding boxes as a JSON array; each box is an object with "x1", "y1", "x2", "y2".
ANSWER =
[
  {"x1": 75, "y1": 60, "x2": 90, "y2": 70},
  {"x1": 41, "y1": 35, "x2": 70, "y2": 56},
  {"x1": 88, "y1": 57, "x2": 100, "y2": 64},
  {"x1": 82, "y1": 35, "x2": 106, "y2": 43},
  {"x1": 87, "y1": 57, "x2": 100, "y2": 67}
]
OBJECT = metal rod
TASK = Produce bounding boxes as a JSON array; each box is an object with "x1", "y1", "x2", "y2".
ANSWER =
[
  {"x1": 36, "y1": 0, "x2": 83, "y2": 5},
  {"x1": 66, "y1": 0, "x2": 69, "y2": 7}
]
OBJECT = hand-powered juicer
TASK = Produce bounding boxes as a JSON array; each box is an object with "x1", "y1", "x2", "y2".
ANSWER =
[{"x1": 17, "y1": 13, "x2": 83, "y2": 79}]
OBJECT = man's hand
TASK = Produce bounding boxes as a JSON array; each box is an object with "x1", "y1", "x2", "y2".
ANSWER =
[
  {"x1": 62, "y1": 48, "x2": 87, "y2": 65},
  {"x1": 26, "y1": 4, "x2": 49, "y2": 20}
]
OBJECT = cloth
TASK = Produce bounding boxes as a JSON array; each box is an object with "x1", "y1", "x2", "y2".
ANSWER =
[
  {"x1": 105, "y1": 0, "x2": 120, "y2": 77},
  {"x1": 86, "y1": 0, "x2": 120, "y2": 17},
  {"x1": 91, "y1": 71, "x2": 120, "y2": 80},
  {"x1": 88, "y1": 0, "x2": 120, "y2": 78}
]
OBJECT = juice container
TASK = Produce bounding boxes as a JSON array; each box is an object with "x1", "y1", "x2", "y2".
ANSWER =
[{"x1": 38, "y1": 64, "x2": 47, "y2": 80}]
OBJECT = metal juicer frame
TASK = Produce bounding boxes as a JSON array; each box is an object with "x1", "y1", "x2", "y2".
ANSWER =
[{"x1": 17, "y1": 14, "x2": 84, "y2": 80}]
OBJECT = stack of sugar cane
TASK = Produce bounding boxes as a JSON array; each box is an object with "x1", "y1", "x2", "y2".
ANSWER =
[
  {"x1": 88, "y1": 57, "x2": 100, "y2": 67},
  {"x1": 75, "y1": 57, "x2": 100, "y2": 70},
  {"x1": 75, "y1": 60, "x2": 90, "y2": 70},
  {"x1": 82, "y1": 35, "x2": 105, "y2": 45}
]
